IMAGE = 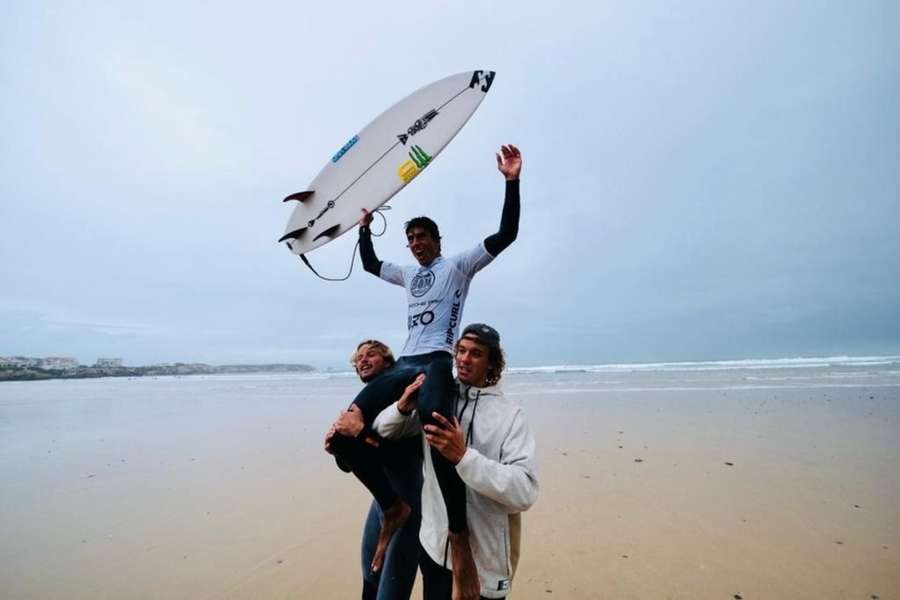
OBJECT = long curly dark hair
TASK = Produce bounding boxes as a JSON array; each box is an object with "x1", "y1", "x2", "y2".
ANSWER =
[{"x1": 455, "y1": 337, "x2": 506, "y2": 386}]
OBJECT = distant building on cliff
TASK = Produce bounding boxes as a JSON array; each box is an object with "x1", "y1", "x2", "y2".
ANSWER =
[
  {"x1": 1, "y1": 356, "x2": 79, "y2": 370},
  {"x1": 95, "y1": 358, "x2": 123, "y2": 368},
  {"x1": 1, "y1": 356, "x2": 40, "y2": 368},
  {"x1": 41, "y1": 357, "x2": 79, "y2": 370}
]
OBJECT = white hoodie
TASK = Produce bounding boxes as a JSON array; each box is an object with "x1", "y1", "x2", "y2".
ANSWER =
[{"x1": 374, "y1": 381, "x2": 538, "y2": 598}]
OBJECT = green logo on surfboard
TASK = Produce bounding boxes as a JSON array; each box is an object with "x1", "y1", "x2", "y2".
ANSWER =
[{"x1": 397, "y1": 145, "x2": 432, "y2": 183}]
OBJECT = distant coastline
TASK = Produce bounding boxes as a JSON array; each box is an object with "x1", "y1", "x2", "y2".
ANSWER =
[
  {"x1": 0, "y1": 362, "x2": 316, "y2": 382},
  {"x1": 4, "y1": 354, "x2": 899, "y2": 383}
]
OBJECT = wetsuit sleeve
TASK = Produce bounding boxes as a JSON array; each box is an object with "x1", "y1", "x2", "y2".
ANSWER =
[
  {"x1": 455, "y1": 408, "x2": 538, "y2": 512},
  {"x1": 373, "y1": 402, "x2": 422, "y2": 439},
  {"x1": 359, "y1": 425, "x2": 383, "y2": 443},
  {"x1": 359, "y1": 226, "x2": 383, "y2": 276},
  {"x1": 483, "y1": 179, "x2": 520, "y2": 258}
]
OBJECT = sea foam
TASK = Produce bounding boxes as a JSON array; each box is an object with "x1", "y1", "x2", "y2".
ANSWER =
[{"x1": 508, "y1": 355, "x2": 900, "y2": 375}]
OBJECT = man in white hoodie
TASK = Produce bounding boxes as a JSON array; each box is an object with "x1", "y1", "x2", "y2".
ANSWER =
[{"x1": 374, "y1": 323, "x2": 539, "y2": 599}]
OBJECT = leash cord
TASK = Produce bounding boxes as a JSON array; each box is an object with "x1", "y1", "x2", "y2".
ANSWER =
[{"x1": 298, "y1": 206, "x2": 391, "y2": 281}]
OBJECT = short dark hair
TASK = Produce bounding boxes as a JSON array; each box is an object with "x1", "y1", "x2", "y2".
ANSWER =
[{"x1": 404, "y1": 216, "x2": 441, "y2": 241}]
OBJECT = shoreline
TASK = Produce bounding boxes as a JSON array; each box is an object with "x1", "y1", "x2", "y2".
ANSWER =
[
  {"x1": 0, "y1": 363, "x2": 316, "y2": 382},
  {"x1": 4, "y1": 353, "x2": 899, "y2": 383}
]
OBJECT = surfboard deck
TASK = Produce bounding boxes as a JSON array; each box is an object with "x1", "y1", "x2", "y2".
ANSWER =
[{"x1": 280, "y1": 70, "x2": 496, "y2": 255}]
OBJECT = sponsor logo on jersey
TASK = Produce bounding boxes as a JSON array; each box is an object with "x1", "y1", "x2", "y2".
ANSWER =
[
  {"x1": 397, "y1": 145, "x2": 432, "y2": 183},
  {"x1": 397, "y1": 108, "x2": 438, "y2": 145},
  {"x1": 408, "y1": 309, "x2": 434, "y2": 329},
  {"x1": 410, "y1": 269, "x2": 435, "y2": 297},
  {"x1": 444, "y1": 289, "x2": 463, "y2": 345},
  {"x1": 469, "y1": 70, "x2": 495, "y2": 93},
  {"x1": 331, "y1": 134, "x2": 359, "y2": 163}
]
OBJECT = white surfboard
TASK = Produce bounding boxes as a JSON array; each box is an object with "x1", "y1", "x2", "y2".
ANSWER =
[{"x1": 279, "y1": 70, "x2": 496, "y2": 255}]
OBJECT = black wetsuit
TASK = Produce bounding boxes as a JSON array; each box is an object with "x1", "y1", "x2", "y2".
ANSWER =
[{"x1": 349, "y1": 179, "x2": 519, "y2": 533}]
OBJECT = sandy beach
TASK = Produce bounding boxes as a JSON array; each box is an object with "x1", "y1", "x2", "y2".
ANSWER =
[
  {"x1": 4, "y1": 2, "x2": 897, "y2": 598},
  {"x1": 1, "y1": 365, "x2": 899, "y2": 599}
]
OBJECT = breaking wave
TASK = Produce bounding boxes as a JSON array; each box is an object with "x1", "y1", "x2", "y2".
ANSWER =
[{"x1": 508, "y1": 355, "x2": 900, "y2": 375}]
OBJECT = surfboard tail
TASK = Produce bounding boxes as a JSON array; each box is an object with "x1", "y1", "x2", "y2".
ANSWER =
[
  {"x1": 278, "y1": 227, "x2": 308, "y2": 243},
  {"x1": 279, "y1": 223, "x2": 341, "y2": 245},
  {"x1": 283, "y1": 191, "x2": 314, "y2": 203},
  {"x1": 312, "y1": 224, "x2": 341, "y2": 242}
]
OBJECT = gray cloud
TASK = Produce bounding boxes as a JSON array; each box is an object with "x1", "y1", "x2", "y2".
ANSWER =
[{"x1": 2, "y1": 1, "x2": 898, "y2": 368}]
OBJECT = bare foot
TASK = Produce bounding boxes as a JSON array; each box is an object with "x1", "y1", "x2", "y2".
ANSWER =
[
  {"x1": 449, "y1": 530, "x2": 480, "y2": 600},
  {"x1": 370, "y1": 499, "x2": 411, "y2": 573}
]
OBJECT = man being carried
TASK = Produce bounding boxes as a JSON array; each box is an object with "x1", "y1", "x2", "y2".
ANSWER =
[
  {"x1": 374, "y1": 323, "x2": 539, "y2": 599},
  {"x1": 325, "y1": 339, "x2": 424, "y2": 599},
  {"x1": 352, "y1": 145, "x2": 522, "y2": 600}
]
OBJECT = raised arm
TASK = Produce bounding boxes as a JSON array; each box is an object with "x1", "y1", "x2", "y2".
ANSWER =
[
  {"x1": 358, "y1": 209, "x2": 383, "y2": 276},
  {"x1": 484, "y1": 144, "x2": 522, "y2": 257}
]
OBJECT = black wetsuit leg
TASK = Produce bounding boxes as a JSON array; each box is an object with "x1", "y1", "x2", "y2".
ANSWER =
[
  {"x1": 415, "y1": 352, "x2": 468, "y2": 533},
  {"x1": 346, "y1": 353, "x2": 467, "y2": 532},
  {"x1": 360, "y1": 438, "x2": 423, "y2": 599},
  {"x1": 351, "y1": 362, "x2": 421, "y2": 421},
  {"x1": 329, "y1": 433, "x2": 398, "y2": 510},
  {"x1": 331, "y1": 362, "x2": 422, "y2": 510},
  {"x1": 420, "y1": 550, "x2": 497, "y2": 600}
]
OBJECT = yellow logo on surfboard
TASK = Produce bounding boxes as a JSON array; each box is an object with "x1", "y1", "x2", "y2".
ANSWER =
[{"x1": 397, "y1": 145, "x2": 432, "y2": 183}]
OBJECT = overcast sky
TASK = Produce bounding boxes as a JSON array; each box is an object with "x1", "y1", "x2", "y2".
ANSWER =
[{"x1": 2, "y1": 1, "x2": 898, "y2": 368}]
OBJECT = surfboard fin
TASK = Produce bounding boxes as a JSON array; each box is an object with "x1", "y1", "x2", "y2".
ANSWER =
[
  {"x1": 278, "y1": 227, "x2": 307, "y2": 243},
  {"x1": 312, "y1": 224, "x2": 341, "y2": 242},
  {"x1": 283, "y1": 191, "x2": 314, "y2": 203}
]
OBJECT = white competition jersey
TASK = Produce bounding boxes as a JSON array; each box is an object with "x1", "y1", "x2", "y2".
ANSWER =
[{"x1": 380, "y1": 243, "x2": 494, "y2": 356}]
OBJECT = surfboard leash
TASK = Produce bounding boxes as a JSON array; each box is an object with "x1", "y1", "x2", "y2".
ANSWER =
[{"x1": 298, "y1": 206, "x2": 392, "y2": 281}]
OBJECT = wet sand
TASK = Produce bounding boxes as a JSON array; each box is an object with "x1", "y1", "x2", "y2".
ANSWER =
[
  {"x1": 513, "y1": 381, "x2": 900, "y2": 599},
  {"x1": 1, "y1": 370, "x2": 899, "y2": 598}
]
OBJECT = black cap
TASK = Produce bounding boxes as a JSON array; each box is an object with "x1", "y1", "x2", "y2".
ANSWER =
[{"x1": 460, "y1": 323, "x2": 501, "y2": 351}]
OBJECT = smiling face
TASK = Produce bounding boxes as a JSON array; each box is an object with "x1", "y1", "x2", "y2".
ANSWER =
[
  {"x1": 353, "y1": 343, "x2": 391, "y2": 382},
  {"x1": 455, "y1": 336, "x2": 491, "y2": 387},
  {"x1": 406, "y1": 226, "x2": 441, "y2": 266}
]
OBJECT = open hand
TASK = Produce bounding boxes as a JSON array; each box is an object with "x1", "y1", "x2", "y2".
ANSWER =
[
  {"x1": 398, "y1": 373, "x2": 425, "y2": 413},
  {"x1": 496, "y1": 144, "x2": 522, "y2": 180}
]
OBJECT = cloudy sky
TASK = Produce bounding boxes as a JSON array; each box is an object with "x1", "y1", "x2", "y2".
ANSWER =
[{"x1": 2, "y1": 1, "x2": 898, "y2": 368}]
